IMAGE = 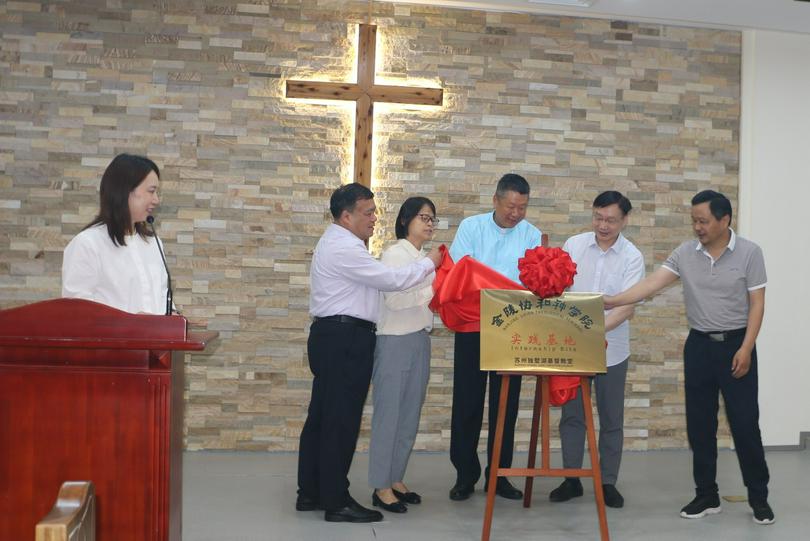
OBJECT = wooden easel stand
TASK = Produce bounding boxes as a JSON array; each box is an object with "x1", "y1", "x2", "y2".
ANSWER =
[{"x1": 482, "y1": 372, "x2": 610, "y2": 541}]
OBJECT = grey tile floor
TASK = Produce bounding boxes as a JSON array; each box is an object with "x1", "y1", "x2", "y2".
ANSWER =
[{"x1": 183, "y1": 449, "x2": 809, "y2": 540}]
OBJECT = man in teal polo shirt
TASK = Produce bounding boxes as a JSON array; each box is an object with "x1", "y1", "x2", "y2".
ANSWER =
[
  {"x1": 605, "y1": 190, "x2": 774, "y2": 526},
  {"x1": 448, "y1": 173, "x2": 542, "y2": 501}
]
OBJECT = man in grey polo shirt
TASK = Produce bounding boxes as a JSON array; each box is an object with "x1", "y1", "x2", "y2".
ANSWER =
[{"x1": 605, "y1": 190, "x2": 774, "y2": 526}]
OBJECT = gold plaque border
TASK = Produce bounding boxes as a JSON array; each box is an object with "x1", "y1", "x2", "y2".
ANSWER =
[{"x1": 480, "y1": 290, "x2": 607, "y2": 373}]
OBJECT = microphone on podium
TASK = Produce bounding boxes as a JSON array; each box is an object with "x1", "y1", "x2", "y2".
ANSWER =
[{"x1": 146, "y1": 215, "x2": 174, "y2": 316}]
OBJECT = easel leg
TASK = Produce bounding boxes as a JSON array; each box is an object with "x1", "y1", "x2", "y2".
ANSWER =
[
  {"x1": 523, "y1": 376, "x2": 542, "y2": 508},
  {"x1": 481, "y1": 375, "x2": 511, "y2": 541},
  {"x1": 581, "y1": 377, "x2": 610, "y2": 541},
  {"x1": 541, "y1": 376, "x2": 551, "y2": 471}
]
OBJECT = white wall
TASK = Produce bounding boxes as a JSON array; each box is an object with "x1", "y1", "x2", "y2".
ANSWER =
[{"x1": 739, "y1": 29, "x2": 810, "y2": 446}]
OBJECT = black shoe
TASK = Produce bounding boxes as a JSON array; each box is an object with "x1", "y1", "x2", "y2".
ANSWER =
[
  {"x1": 372, "y1": 491, "x2": 407, "y2": 513},
  {"x1": 751, "y1": 501, "x2": 775, "y2": 525},
  {"x1": 295, "y1": 492, "x2": 322, "y2": 511},
  {"x1": 393, "y1": 488, "x2": 421, "y2": 504},
  {"x1": 449, "y1": 482, "x2": 475, "y2": 501},
  {"x1": 324, "y1": 497, "x2": 383, "y2": 523},
  {"x1": 602, "y1": 484, "x2": 624, "y2": 508},
  {"x1": 484, "y1": 478, "x2": 523, "y2": 500},
  {"x1": 679, "y1": 494, "x2": 721, "y2": 519},
  {"x1": 549, "y1": 478, "x2": 584, "y2": 502}
]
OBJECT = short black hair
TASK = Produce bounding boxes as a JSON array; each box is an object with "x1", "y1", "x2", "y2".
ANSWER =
[
  {"x1": 84, "y1": 153, "x2": 160, "y2": 246},
  {"x1": 593, "y1": 190, "x2": 632, "y2": 216},
  {"x1": 395, "y1": 196, "x2": 436, "y2": 239},
  {"x1": 329, "y1": 183, "x2": 374, "y2": 219},
  {"x1": 495, "y1": 173, "x2": 530, "y2": 198},
  {"x1": 691, "y1": 190, "x2": 732, "y2": 222}
]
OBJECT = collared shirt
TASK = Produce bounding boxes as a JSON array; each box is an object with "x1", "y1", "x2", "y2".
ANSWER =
[
  {"x1": 62, "y1": 224, "x2": 169, "y2": 315},
  {"x1": 309, "y1": 223, "x2": 435, "y2": 323},
  {"x1": 662, "y1": 228, "x2": 767, "y2": 332},
  {"x1": 563, "y1": 232, "x2": 645, "y2": 367},
  {"x1": 377, "y1": 239, "x2": 435, "y2": 336},
  {"x1": 449, "y1": 212, "x2": 542, "y2": 284}
]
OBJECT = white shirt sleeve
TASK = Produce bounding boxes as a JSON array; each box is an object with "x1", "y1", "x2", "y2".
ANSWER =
[
  {"x1": 562, "y1": 237, "x2": 573, "y2": 256},
  {"x1": 622, "y1": 248, "x2": 645, "y2": 290},
  {"x1": 380, "y1": 244, "x2": 435, "y2": 311},
  {"x1": 334, "y1": 239, "x2": 434, "y2": 293},
  {"x1": 62, "y1": 232, "x2": 101, "y2": 301}
]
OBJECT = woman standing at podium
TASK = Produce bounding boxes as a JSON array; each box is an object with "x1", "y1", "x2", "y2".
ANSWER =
[{"x1": 62, "y1": 153, "x2": 168, "y2": 315}]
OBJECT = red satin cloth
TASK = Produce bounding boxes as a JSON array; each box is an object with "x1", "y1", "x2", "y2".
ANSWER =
[{"x1": 430, "y1": 245, "x2": 580, "y2": 406}]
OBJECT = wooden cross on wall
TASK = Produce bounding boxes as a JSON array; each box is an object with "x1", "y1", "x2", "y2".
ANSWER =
[{"x1": 286, "y1": 24, "x2": 443, "y2": 187}]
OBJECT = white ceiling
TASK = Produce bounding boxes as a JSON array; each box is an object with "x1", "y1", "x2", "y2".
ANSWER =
[{"x1": 380, "y1": 0, "x2": 810, "y2": 34}]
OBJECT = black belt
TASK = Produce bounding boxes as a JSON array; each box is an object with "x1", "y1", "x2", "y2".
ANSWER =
[
  {"x1": 313, "y1": 315, "x2": 376, "y2": 332},
  {"x1": 690, "y1": 327, "x2": 747, "y2": 342}
]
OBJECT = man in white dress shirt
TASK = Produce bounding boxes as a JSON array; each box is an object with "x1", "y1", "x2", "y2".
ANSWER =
[
  {"x1": 296, "y1": 183, "x2": 441, "y2": 523},
  {"x1": 549, "y1": 191, "x2": 644, "y2": 509}
]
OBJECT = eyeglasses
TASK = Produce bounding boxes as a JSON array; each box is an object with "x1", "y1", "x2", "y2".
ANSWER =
[
  {"x1": 592, "y1": 214, "x2": 621, "y2": 226},
  {"x1": 417, "y1": 213, "x2": 439, "y2": 225}
]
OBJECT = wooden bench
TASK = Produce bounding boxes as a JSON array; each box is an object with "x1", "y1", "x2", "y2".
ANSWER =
[{"x1": 35, "y1": 482, "x2": 95, "y2": 541}]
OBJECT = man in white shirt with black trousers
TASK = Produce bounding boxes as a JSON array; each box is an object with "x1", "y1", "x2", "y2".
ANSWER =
[
  {"x1": 549, "y1": 190, "x2": 644, "y2": 509},
  {"x1": 296, "y1": 183, "x2": 441, "y2": 523}
]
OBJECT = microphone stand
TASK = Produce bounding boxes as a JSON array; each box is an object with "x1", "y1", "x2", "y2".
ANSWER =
[{"x1": 146, "y1": 216, "x2": 174, "y2": 315}]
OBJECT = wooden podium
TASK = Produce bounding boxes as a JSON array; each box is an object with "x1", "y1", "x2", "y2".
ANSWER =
[{"x1": 0, "y1": 298, "x2": 218, "y2": 541}]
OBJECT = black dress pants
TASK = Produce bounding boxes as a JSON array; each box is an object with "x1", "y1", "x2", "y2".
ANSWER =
[
  {"x1": 297, "y1": 319, "x2": 376, "y2": 510},
  {"x1": 684, "y1": 330, "x2": 770, "y2": 503},
  {"x1": 450, "y1": 331, "x2": 522, "y2": 485}
]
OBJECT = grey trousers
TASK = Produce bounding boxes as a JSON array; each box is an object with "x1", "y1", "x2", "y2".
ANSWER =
[
  {"x1": 368, "y1": 330, "x2": 431, "y2": 489},
  {"x1": 559, "y1": 358, "x2": 628, "y2": 485}
]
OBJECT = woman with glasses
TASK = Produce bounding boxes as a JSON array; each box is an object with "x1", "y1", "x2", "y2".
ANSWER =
[{"x1": 369, "y1": 196, "x2": 438, "y2": 514}]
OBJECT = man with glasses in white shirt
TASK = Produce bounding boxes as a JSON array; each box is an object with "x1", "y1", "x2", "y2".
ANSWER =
[
  {"x1": 549, "y1": 191, "x2": 644, "y2": 509},
  {"x1": 296, "y1": 183, "x2": 441, "y2": 523}
]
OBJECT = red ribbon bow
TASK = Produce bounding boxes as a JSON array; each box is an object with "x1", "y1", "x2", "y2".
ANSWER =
[{"x1": 518, "y1": 246, "x2": 578, "y2": 299}]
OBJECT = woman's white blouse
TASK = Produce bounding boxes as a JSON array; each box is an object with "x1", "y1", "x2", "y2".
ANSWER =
[
  {"x1": 61, "y1": 224, "x2": 169, "y2": 315},
  {"x1": 376, "y1": 239, "x2": 436, "y2": 336}
]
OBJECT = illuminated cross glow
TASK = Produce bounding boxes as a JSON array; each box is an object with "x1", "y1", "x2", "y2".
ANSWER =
[{"x1": 286, "y1": 24, "x2": 443, "y2": 187}]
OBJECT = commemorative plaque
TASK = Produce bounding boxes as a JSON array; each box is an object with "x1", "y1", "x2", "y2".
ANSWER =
[{"x1": 480, "y1": 289, "x2": 606, "y2": 373}]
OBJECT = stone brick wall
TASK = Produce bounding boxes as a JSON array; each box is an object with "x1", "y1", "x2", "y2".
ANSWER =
[{"x1": 0, "y1": 0, "x2": 740, "y2": 450}]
